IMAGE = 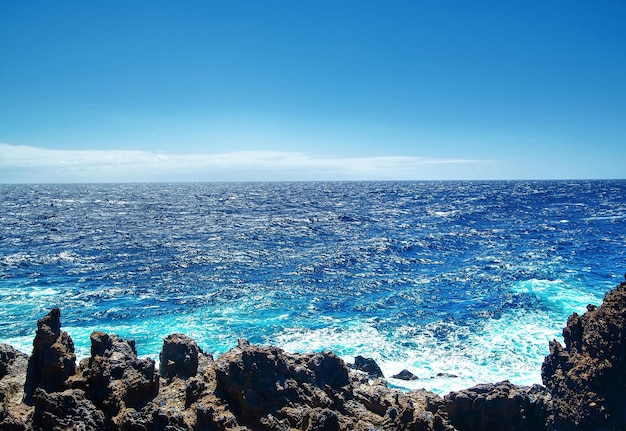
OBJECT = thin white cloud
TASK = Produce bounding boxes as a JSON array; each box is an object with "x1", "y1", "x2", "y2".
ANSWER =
[{"x1": 0, "y1": 143, "x2": 497, "y2": 183}]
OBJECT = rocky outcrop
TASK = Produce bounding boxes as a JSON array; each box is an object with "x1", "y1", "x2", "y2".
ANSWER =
[
  {"x1": 1, "y1": 278, "x2": 626, "y2": 430},
  {"x1": 351, "y1": 355, "x2": 385, "y2": 379},
  {"x1": 541, "y1": 278, "x2": 626, "y2": 430},
  {"x1": 160, "y1": 333, "x2": 203, "y2": 380},
  {"x1": 444, "y1": 381, "x2": 550, "y2": 431},
  {"x1": 23, "y1": 308, "x2": 75, "y2": 404},
  {"x1": 393, "y1": 369, "x2": 419, "y2": 381},
  {"x1": 77, "y1": 331, "x2": 160, "y2": 426}
]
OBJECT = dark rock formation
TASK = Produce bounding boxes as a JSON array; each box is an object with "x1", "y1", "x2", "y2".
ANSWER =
[
  {"x1": 351, "y1": 355, "x2": 385, "y2": 378},
  {"x1": 23, "y1": 308, "x2": 76, "y2": 404},
  {"x1": 77, "y1": 331, "x2": 160, "y2": 424},
  {"x1": 160, "y1": 333, "x2": 201, "y2": 380},
  {"x1": 0, "y1": 344, "x2": 29, "y2": 430},
  {"x1": 31, "y1": 388, "x2": 105, "y2": 431},
  {"x1": 392, "y1": 369, "x2": 419, "y2": 381},
  {"x1": 541, "y1": 278, "x2": 626, "y2": 430},
  {"x1": 0, "y1": 344, "x2": 28, "y2": 403},
  {"x1": 444, "y1": 381, "x2": 550, "y2": 431}
]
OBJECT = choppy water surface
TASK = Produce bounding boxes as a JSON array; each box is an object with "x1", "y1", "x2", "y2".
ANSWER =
[{"x1": 1, "y1": 181, "x2": 624, "y2": 393}]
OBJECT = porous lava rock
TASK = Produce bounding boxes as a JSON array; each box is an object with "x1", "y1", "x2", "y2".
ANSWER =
[
  {"x1": 159, "y1": 333, "x2": 201, "y2": 380},
  {"x1": 31, "y1": 388, "x2": 105, "y2": 431},
  {"x1": 444, "y1": 381, "x2": 550, "y2": 431},
  {"x1": 23, "y1": 308, "x2": 76, "y2": 404},
  {"x1": 0, "y1": 344, "x2": 29, "y2": 430},
  {"x1": 78, "y1": 331, "x2": 160, "y2": 422},
  {"x1": 541, "y1": 278, "x2": 626, "y2": 430}
]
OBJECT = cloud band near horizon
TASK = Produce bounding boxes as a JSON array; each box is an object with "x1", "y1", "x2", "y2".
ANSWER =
[{"x1": 0, "y1": 143, "x2": 496, "y2": 183}]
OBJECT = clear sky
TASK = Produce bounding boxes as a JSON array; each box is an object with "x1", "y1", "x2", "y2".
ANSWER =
[{"x1": 1, "y1": 1, "x2": 625, "y2": 182}]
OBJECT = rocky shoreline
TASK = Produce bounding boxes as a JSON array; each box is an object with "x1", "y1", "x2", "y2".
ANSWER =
[{"x1": 1, "y1": 278, "x2": 625, "y2": 430}]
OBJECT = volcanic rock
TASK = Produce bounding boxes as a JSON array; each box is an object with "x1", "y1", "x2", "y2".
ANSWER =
[
  {"x1": 78, "y1": 331, "x2": 159, "y2": 424},
  {"x1": 23, "y1": 308, "x2": 76, "y2": 404},
  {"x1": 0, "y1": 344, "x2": 28, "y2": 403},
  {"x1": 392, "y1": 369, "x2": 419, "y2": 381},
  {"x1": 352, "y1": 355, "x2": 385, "y2": 378},
  {"x1": 160, "y1": 333, "x2": 201, "y2": 380},
  {"x1": 444, "y1": 380, "x2": 550, "y2": 431},
  {"x1": 31, "y1": 388, "x2": 105, "y2": 431},
  {"x1": 541, "y1": 278, "x2": 626, "y2": 430}
]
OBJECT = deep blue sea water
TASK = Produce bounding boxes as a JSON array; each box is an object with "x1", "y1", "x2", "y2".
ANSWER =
[{"x1": 1, "y1": 181, "x2": 624, "y2": 393}]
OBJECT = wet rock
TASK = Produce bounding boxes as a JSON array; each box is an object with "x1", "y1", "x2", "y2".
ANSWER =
[
  {"x1": 541, "y1": 280, "x2": 626, "y2": 430},
  {"x1": 444, "y1": 381, "x2": 550, "y2": 431},
  {"x1": 352, "y1": 355, "x2": 385, "y2": 378},
  {"x1": 23, "y1": 308, "x2": 76, "y2": 404},
  {"x1": 392, "y1": 369, "x2": 418, "y2": 381},
  {"x1": 435, "y1": 373, "x2": 458, "y2": 379},
  {"x1": 160, "y1": 333, "x2": 202, "y2": 380}
]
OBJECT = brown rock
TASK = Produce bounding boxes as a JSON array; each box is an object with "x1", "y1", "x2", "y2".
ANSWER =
[
  {"x1": 80, "y1": 331, "x2": 159, "y2": 422},
  {"x1": 159, "y1": 333, "x2": 201, "y2": 380},
  {"x1": 31, "y1": 388, "x2": 105, "y2": 431},
  {"x1": 541, "y1": 280, "x2": 626, "y2": 430},
  {"x1": 23, "y1": 308, "x2": 76, "y2": 404}
]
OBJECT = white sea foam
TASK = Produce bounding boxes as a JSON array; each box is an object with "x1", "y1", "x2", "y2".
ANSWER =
[{"x1": 511, "y1": 278, "x2": 601, "y2": 313}]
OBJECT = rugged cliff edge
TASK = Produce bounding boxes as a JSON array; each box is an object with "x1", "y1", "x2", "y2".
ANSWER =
[{"x1": 1, "y1": 278, "x2": 625, "y2": 431}]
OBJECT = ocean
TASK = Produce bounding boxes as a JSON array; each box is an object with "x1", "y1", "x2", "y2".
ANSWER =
[{"x1": 1, "y1": 180, "x2": 624, "y2": 394}]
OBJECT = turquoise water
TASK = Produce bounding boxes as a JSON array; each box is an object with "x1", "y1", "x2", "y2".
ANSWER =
[{"x1": 1, "y1": 180, "x2": 624, "y2": 393}]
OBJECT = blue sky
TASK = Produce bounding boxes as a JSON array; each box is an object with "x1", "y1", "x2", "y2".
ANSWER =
[{"x1": 1, "y1": 1, "x2": 625, "y2": 182}]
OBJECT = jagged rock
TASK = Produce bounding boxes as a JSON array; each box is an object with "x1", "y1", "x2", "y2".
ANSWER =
[
  {"x1": 160, "y1": 333, "x2": 201, "y2": 380},
  {"x1": 213, "y1": 339, "x2": 351, "y2": 428},
  {"x1": 0, "y1": 344, "x2": 30, "y2": 430},
  {"x1": 541, "y1": 279, "x2": 626, "y2": 430},
  {"x1": 407, "y1": 389, "x2": 455, "y2": 431},
  {"x1": 444, "y1": 381, "x2": 550, "y2": 431},
  {"x1": 79, "y1": 331, "x2": 159, "y2": 422},
  {"x1": 23, "y1": 308, "x2": 76, "y2": 403},
  {"x1": 351, "y1": 355, "x2": 385, "y2": 378},
  {"x1": 0, "y1": 344, "x2": 28, "y2": 403},
  {"x1": 118, "y1": 401, "x2": 188, "y2": 431},
  {"x1": 392, "y1": 369, "x2": 419, "y2": 381},
  {"x1": 31, "y1": 388, "x2": 105, "y2": 431}
]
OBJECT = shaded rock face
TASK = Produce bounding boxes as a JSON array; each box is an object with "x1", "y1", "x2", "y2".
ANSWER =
[
  {"x1": 0, "y1": 344, "x2": 28, "y2": 403},
  {"x1": 444, "y1": 381, "x2": 550, "y2": 431},
  {"x1": 31, "y1": 388, "x2": 105, "y2": 431},
  {"x1": 213, "y1": 339, "x2": 352, "y2": 428},
  {"x1": 212, "y1": 340, "x2": 453, "y2": 430},
  {"x1": 80, "y1": 331, "x2": 159, "y2": 418},
  {"x1": 160, "y1": 333, "x2": 200, "y2": 380},
  {"x1": 0, "y1": 344, "x2": 29, "y2": 431},
  {"x1": 541, "y1": 279, "x2": 626, "y2": 431},
  {"x1": 23, "y1": 308, "x2": 76, "y2": 404}
]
